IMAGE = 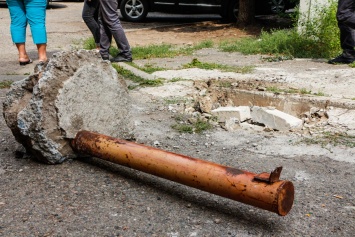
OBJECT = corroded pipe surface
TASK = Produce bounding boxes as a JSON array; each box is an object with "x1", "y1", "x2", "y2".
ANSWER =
[{"x1": 72, "y1": 130, "x2": 294, "y2": 216}]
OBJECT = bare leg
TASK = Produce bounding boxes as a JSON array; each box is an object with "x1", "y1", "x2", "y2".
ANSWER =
[
  {"x1": 16, "y1": 43, "x2": 30, "y2": 62},
  {"x1": 37, "y1": 43, "x2": 47, "y2": 62}
]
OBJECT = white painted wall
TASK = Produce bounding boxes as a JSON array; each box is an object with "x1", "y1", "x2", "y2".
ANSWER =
[{"x1": 298, "y1": 0, "x2": 332, "y2": 32}]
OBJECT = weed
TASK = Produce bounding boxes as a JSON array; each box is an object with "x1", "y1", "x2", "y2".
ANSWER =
[
  {"x1": 266, "y1": 86, "x2": 283, "y2": 93},
  {"x1": 219, "y1": 0, "x2": 340, "y2": 59},
  {"x1": 302, "y1": 132, "x2": 355, "y2": 148},
  {"x1": 192, "y1": 40, "x2": 214, "y2": 50},
  {"x1": 172, "y1": 124, "x2": 194, "y2": 133},
  {"x1": 314, "y1": 91, "x2": 325, "y2": 96},
  {"x1": 164, "y1": 97, "x2": 188, "y2": 105},
  {"x1": 183, "y1": 58, "x2": 253, "y2": 73},
  {"x1": 83, "y1": 37, "x2": 96, "y2": 50},
  {"x1": 112, "y1": 64, "x2": 164, "y2": 88},
  {"x1": 265, "y1": 86, "x2": 324, "y2": 96},
  {"x1": 135, "y1": 63, "x2": 168, "y2": 74},
  {"x1": 0, "y1": 80, "x2": 13, "y2": 89},
  {"x1": 300, "y1": 88, "x2": 311, "y2": 94},
  {"x1": 171, "y1": 116, "x2": 213, "y2": 134},
  {"x1": 170, "y1": 77, "x2": 189, "y2": 82},
  {"x1": 132, "y1": 44, "x2": 180, "y2": 60},
  {"x1": 130, "y1": 40, "x2": 214, "y2": 60}
]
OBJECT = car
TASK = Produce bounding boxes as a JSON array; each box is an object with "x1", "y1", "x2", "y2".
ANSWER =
[{"x1": 118, "y1": 0, "x2": 297, "y2": 22}]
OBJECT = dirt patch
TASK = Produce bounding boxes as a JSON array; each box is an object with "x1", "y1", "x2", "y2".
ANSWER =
[{"x1": 126, "y1": 21, "x2": 259, "y2": 46}]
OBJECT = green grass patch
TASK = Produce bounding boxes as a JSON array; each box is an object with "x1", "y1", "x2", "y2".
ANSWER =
[
  {"x1": 300, "y1": 88, "x2": 311, "y2": 94},
  {"x1": 219, "y1": 1, "x2": 341, "y2": 59},
  {"x1": 266, "y1": 86, "x2": 325, "y2": 96},
  {"x1": 164, "y1": 97, "x2": 189, "y2": 105},
  {"x1": 170, "y1": 77, "x2": 189, "y2": 82},
  {"x1": 130, "y1": 40, "x2": 214, "y2": 60},
  {"x1": 172, "y1": 114, "x2": 213, "y2": 134},
  {"x1": 133, "y1": 63, "x2": 168, "y2": 74},
  {"x1": 192, "y1": 40, "x2": 214, "y2": 50},
  {"x1": 302, "y1": 132, "x2": 355, "y2": 148},
  {"x1": 112, "y1": 64, "x2": 164, "y2": 88},
  {"x1": 172, "y1": 118, "x2": 213, "y2": 134},
  {"x1": 83, "y1": 37, "x2": 96, "y2": 50},
  {"x1": 132, "y1": 44, "x2": 178, "y2": 59},
  {"x1": 0, "y1": 80, "x2": 13, "y2": 89},
  {"x1": 182, "y1": 58, "x2": 253, "y2": 73},
  {"x1": 314, "y1": 91, "x2": 325, "y2": 96}
]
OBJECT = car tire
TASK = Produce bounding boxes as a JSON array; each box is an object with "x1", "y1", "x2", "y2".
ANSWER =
[
  {"x1": 270, "y1": 0, "x2": 286, "y2": 14},
  {"x1": 120, "y1": 0, "x2": 148, "y2": 22},
  {"x1": 225, "y1": 0, "x2": 238, "y2": 22}
]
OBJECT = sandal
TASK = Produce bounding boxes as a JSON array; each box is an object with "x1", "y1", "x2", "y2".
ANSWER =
[{"x1": 19, "y1": 59, "x2": 33, "y2": 66}]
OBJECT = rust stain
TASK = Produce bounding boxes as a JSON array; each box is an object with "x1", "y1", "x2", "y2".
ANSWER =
[{"x1": 225, "y1": 167, "x2": 245, "y2": 176}]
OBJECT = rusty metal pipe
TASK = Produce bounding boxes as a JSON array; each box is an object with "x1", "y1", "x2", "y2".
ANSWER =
[{"x1": 71, "y1": 130, "x2": 294, "y2": 216}]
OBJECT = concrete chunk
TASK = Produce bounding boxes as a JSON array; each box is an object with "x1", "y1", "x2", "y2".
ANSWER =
[
  {"x1": 211, "y1": 106, "x2": 251, "y2": 123},
  {"x1": 3, "y1": 50, "x2": 133, "y2": 164},
  {"x1": 251, "y1": 106, "x2": 303, "y2": 131}
]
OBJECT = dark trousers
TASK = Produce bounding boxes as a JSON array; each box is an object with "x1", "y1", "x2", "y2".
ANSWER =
[
  {"x1": 82, "y1": 0, "x2": 100, "y2": 45},
  {"x1": 99, "y1": 0, "x2": 131, "y2": 58},
  {"x1": 337, "y1": 0, "x2": 355, "y2": 55}
]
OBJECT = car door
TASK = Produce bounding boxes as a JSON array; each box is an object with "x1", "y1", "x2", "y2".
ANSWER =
[
  {"x1": 178, "y1": 0, "x2": 222, "y2": 14},
  {"x1": 152, "y1": 0, "x2": 179, "y2": 12}
]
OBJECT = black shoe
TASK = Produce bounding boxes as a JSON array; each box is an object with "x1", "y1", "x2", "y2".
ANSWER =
[
  {"x1": 328, "y1": 54, "x2": 355, "y2": 64},
  {"x1": 110, "y1": 55, "x2": 132, "y2": 62},
  {"x1": 101, "y1": 55, "x2": 109, "y2": 61}
]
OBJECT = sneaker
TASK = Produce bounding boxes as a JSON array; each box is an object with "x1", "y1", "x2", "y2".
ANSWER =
[
  {"x1": 110, "y1": 55, "x2": 132, "y2": 62},
  {"x1": 328, "y1": 54, "x2": 355, "y2": 64}
]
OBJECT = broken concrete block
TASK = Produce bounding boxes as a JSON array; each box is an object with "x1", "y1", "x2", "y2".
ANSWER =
[
  {"x1": 224, "y1": 118, "x2": 240, "y2": 131},
  {"x1": 251, "y1": 106, "x2": 303, "y2": 131},
  {"x1": 240, "y1": 122, "x2": 265, "y2": 132},
  {"x1": 211, "y1": 106, "x2": 251, "y2": 123},
  {"x1": 198, "y1": 96, "x2": 213, "y2": 113},
  {"x1": 3, "y1": 50, "x2": 133, "y2": 164}
]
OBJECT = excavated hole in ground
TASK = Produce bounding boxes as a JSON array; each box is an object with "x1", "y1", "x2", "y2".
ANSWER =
[{"x1": 186, "y1": 79, "x2": 355, "y2": 134}]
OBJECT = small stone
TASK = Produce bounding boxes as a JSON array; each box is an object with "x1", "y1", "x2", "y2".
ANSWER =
[{"x1": 214, "y1": 219, "x2": 221, "y2": 224}]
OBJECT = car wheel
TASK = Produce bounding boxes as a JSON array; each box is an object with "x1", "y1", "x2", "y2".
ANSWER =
[
  {"x1": 226, "y1": 0, "x2": 238, "y2": 22},
  {"x1": 270, "y1": 0, "x2": 286, "y2": 14},
  {"x1": 120, "y1": 0, "x2": 148, "y2": 22}
]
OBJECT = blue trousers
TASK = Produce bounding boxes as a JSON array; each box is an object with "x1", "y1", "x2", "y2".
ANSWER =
[{"x1": 6, "y1": 0, "x2": 47, "y2": 44}]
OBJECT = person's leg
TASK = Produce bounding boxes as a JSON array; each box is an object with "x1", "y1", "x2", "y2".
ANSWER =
[
  {"x1": 98, "y1": 4, "x2": 112, "y2": 59},
  {"x1": 338, "y1": 22, "x2": 355, "y2": 56},
  {"x1": 329, "y1": 0, "x2": 355, "y2": 64},
  {"x1": 6, "y1": 0, "x2": 30, "y2": 63},
  {"x1": 337, "y1": 0, "x2": 355, "y2": 54},
  {"x1": 82, "y1": 0, "x2": 100, "y2": 49},
  {"x1": 25, "y1": 0, "x2": 47, "y2": 62},
  {"x1": 100, "y1": 0, "x2": 131, "y2": 60},
  {"x1": 36, "y1": 44, "x2": 47, "y2": 63},
  {"x1": 15, "y1": 43, "x2": 32, "y2": 65}
]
